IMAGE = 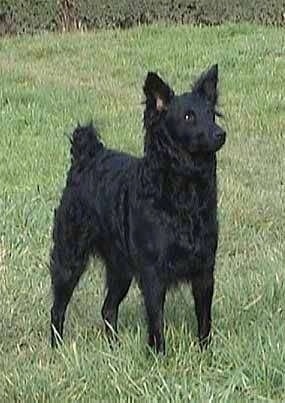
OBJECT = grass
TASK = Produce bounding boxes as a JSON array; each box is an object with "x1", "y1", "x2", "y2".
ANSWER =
[{"x1": 0, "y1": 23, "x2": 284, "y2": 401}]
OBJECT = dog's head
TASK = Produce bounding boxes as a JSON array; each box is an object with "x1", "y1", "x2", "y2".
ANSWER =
[{"x1": 143, "y1": 64, "x2": 226, "y2": 153}]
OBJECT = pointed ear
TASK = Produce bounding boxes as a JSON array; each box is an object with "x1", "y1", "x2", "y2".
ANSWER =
[
  {"x1": 143, "y1": 72, "x2": 174, "y2": 112},
  {"x1": 193, "y1": 64, "x2": 219, "y2": 106}
]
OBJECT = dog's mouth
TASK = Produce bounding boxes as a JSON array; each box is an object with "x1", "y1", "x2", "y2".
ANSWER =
[
  {"x1": 179, "y1": 131, "x2": 226, "y2": 154},
  {"x1": 189, "y1": 139, "x2": 226, "y2": 154},
  {"x1": 212, "y1": 134, "x2": 226, "y2": 152}
]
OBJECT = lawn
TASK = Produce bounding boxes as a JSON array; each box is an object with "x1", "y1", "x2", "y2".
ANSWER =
[{"x1": 0, "y1": 23, "x2": 284, "y2": 401}]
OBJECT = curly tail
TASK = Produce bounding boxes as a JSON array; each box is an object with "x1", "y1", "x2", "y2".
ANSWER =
[{"x1": 70, "y1": 122, "x2": 103, "y2": 170}]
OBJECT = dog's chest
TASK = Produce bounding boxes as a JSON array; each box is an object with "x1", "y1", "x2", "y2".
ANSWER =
[
  {"x1": 176, "y1": 199, "x2": 216, "y2": 243},
  {"x1": 164, "y1": 195, "x2": 218, "y2": 276},
  {"x1": 130, "y1": 181, "x2": 218, "y2": 276}
]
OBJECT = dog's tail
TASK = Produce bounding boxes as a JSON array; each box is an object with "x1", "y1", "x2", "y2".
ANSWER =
[{"x1": 69, "y1": 122, "x2": 103, "y2": 169}]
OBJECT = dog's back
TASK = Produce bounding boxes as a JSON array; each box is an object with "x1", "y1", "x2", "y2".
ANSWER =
[{"x1": 57, "y1": 123, "x2": 141, "y2": 261}]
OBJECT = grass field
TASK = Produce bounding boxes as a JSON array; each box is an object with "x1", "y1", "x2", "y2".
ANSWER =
[{"x1": 0, "y1": 23, "x2": 284, "y2": 401}]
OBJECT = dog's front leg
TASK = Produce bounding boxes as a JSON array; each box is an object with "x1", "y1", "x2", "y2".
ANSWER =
[
  {"x1": 141, "y1": 268, "x2": 166, "y2": 354},
  {"x1": 191, "y1": 269, "x2": 214, "y2": 350}
]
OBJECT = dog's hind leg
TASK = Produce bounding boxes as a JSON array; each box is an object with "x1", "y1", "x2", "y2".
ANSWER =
[
  {"x1": 191, "y1": 269, "x2": 214, "y2": 350},
  {"x1": 50, "y1": 203, "x2": 93, "y2": 348},
  {"x1": 101, "y1": 258, "x2": 132, "y2": 339},
  {"x1": 50, "y1": 255, "x2": 89, "y2": 348}
]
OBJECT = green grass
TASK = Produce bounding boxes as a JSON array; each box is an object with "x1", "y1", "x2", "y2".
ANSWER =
[{"x1": 0, "y1": 23, "x2": 284, "y2": 401}]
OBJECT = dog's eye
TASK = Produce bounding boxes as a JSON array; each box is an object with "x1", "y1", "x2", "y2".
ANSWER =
[{"x1": 184, "y1": 111, "x2": 195, "y2": 123}]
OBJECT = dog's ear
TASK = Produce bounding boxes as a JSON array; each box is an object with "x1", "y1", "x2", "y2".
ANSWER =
[
  {"x1": 193, "y1": 64, "x2": 219, "y2": 106},
  {"x1": 143, "y1": 72, "x2": 174, "y2": 112}
]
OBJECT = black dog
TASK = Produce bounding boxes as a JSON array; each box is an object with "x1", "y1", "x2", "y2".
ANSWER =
[{"x1": 50, "y1": 64, "x2": 226, "y2": 354}]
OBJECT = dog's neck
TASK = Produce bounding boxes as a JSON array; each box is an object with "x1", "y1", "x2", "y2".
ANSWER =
[
  {"x1": 140, "y1": 127, "x2": 218, "y2": 214},
  {"x1": 143, "y1": 126, "x2": 217, "y2": 186}
]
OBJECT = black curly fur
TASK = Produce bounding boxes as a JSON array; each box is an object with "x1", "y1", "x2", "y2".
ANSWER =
[{"x1": 50, "y1": 64, "x2": 226, "y2": 354}]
